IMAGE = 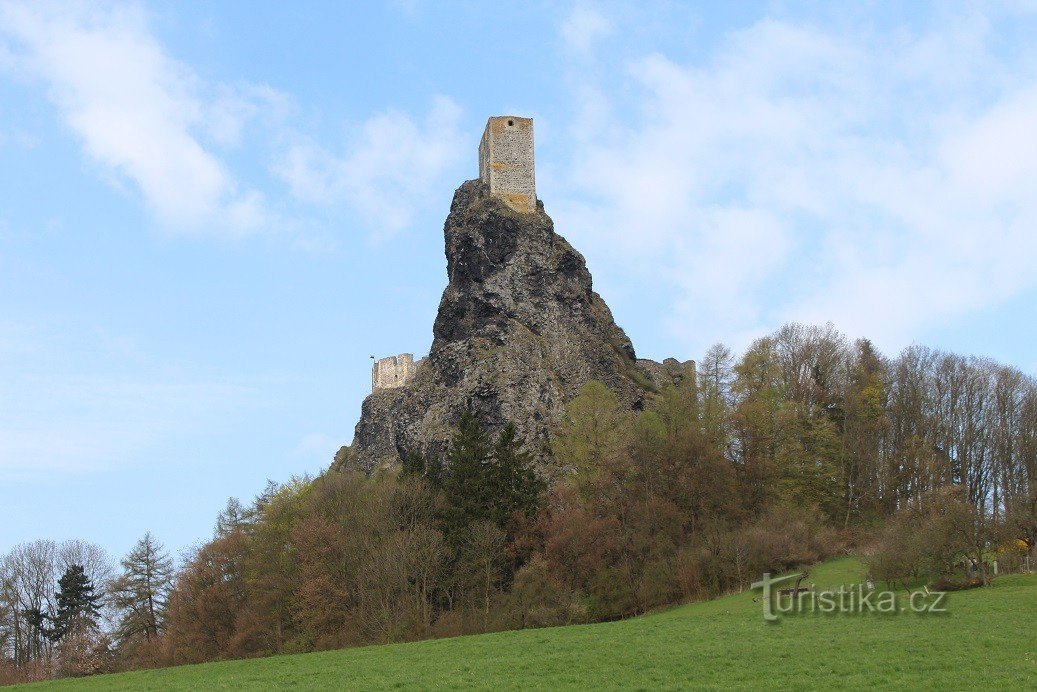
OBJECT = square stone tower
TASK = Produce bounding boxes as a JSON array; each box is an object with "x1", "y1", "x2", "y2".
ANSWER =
[
  {"x1": 478, "y1": 116, "x2": 535, "y2": 213},
  {"x1": 372, "y1": 354, "x2": 418, "y2": 391}
]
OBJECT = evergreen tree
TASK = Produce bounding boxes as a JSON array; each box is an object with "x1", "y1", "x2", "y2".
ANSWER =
[
  {"x1": 402, "y1": 450, "x2": 426, "y2": 477},
  {"x1": 50, "y1": 565, "x2": 101, "y2": 642},
  {"x1": 442, "y1": 411, "x2": 495, "y2": 538},
  {"x1": 110, "y1": 533, "x2": 174, "y2": 644},
  {"x1": 440, "y1": 413, "x2": 544, "y2": 539},
  {"x1": 402, "y1": 449, "x2": 444, "y2": 488},
  {"x1": 490, "y1": 423, "x2": 545, "y2": 526}
]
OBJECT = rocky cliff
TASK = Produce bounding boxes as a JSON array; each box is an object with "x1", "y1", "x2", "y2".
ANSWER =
[{"x1": 335, "y1": 180, "x2": 692, "y2": 473}]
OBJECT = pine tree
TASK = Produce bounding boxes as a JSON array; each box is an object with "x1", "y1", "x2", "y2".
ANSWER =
[
  {"x1": 110, "y1": 533, "x2": 174, "y2": 644},
  {"x1": 490, "y1": 422, "x2": 545, "y2": 526},
  {"x1": 50, "y1": 565, "x2": 101, "y2": 642},
  {"x1": 441, "y1": 411, "x2": 494, "y2": 539},
  {"x1": 440, "y1": 413, "x2": 544, "y2": 539}
]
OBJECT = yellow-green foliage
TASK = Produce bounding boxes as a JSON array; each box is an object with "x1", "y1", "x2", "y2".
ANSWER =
[{"x1": 551, "y1": 380, "x2": 631, "y2": 481}]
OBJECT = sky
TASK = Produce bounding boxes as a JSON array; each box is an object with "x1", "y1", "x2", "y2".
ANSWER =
[{"x1": 2, "y1": 0, "x2": 1037, "y2": 563}]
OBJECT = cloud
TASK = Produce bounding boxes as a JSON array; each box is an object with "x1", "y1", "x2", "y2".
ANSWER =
[
  {"x1": 1, "y1": 2, "x2": 465, "y2": 242},
  {"x1": 0, "y1": 1, "x2": 280, "y2": 233},
  {"x1": 275, "y1": 96, "x2": 465, "y2": 239},
  {"x1": 551, "y1": 12, "x2": 1037, "y2": 355},
  {"x1": 560, "y1": 4, "x2": 612, "y2": 54}
]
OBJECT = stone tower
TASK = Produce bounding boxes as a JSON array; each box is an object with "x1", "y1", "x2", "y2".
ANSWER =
[
  {"x1": 478, "y1": 116, "x2": 535, "y2": 213},
  {"x1": 371, "y1": 354, "x2": 419, "y2": 391}
]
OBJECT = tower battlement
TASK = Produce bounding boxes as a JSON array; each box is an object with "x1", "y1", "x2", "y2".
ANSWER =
[
  {"x1": 372, "y1": 354, "x2": 419, "y2": 391},
  {"x1": 478, "y1": 116, "x2": 535, "y2": 213}
]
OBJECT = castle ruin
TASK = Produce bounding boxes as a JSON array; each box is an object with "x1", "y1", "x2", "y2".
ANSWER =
[
  {"x1": 369, "y1": 118, "x2": 535, "y2": 393},
  {"x1": 478, "y1": 116, "x2": 536, "y2": 213},
  {"x1": 371, "y1": 354, "x2": 420, "y2": 391}
]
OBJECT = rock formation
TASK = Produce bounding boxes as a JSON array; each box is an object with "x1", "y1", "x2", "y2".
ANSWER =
[{"x1": 335, "y1": 179, "x2": 692, "y2": 473}]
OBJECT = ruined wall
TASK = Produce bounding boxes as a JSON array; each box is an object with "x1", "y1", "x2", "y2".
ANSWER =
[
  {"x1": 478, "y1": 116, "x2": 535, "y2": 213},
  {"x1": 371, "y1": 354, "x2": 420, "y2": 391}
]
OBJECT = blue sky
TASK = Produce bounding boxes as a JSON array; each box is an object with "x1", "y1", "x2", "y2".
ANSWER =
[{"x1": 2, "y1": 1, "x2": 1036, "y2": 562}]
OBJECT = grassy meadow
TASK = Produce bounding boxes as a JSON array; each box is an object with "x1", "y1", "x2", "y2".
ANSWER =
[{"x1": 17, "y1": 558, "x2": 1036, "y2": 690}]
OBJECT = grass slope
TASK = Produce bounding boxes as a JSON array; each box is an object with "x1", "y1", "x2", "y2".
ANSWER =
[{"x1": 20, "y1": 559, "x2": 1037, "y2": 690}]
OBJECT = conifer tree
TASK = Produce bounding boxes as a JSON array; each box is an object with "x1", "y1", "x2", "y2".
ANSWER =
[
  {"x1": 441, "y1": 413, "x2": 544, "y2": 539},
  {"x1": 49, "y1": 565, "x2": 101, "y2": 642},
  {"x1": 215, "y1": 497, "x2": 249, "y2": 537},
  {"x1": 110, "y1": 533, "x2": 174, "y2": 644},
  {"x1": 490, "y1": 422, "x2": 545, "y2": 526},
  {"x1": 402, "y1": 450, "x2": 444, "y2": 487},
  {"x1": 442, "y1": 411, "x2": 494, "y2": 539}
]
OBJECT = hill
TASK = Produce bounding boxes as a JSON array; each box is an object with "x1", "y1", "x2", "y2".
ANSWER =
[{"x1": 18, "y1": 559, "x2": 1037, "y2": 690}]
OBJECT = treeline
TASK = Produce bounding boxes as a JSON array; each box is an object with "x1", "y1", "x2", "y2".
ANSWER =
[
  {"x1": 2, "y1": 323, "x2": 1034, "y2": 682},
  {"x1": 698, "y1": 324, "x2": 1035, "y2": 533},
  {"x1": 0, "y1": 536, "x2": 171, "y2": 683}
]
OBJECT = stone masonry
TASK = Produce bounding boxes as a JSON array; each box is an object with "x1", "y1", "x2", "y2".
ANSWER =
[
  {"x1": 478, "y1": 116, "x2": 535, "y2": 213},
  {"x1": 371, "y1": 354, "x2": 419, "y2": 391}
]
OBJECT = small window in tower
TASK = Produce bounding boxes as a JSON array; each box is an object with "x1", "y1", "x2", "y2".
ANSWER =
[{"x1": 507, "y1": 119, "x2": 514, "y2": 126}]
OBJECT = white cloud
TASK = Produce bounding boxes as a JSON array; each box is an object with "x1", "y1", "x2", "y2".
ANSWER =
[
  {"x1": 0, "y1": 1, "x2": 280, "y2": 233},
  {"x1": 561, "y1": 4, "x2": 612, "y2": 54},
  {"x1": 1, "y1": 2, "x2": 465, "y2": 243},
  {"x1": 204, "y1": 83, "x2": 295, "y2": 148},
  {"x1": 552, "y1": 12, "x2": 1037, "y2": 355},
  {"x1": 276, "y1": 96, "x2": 465, "y2": 239}
]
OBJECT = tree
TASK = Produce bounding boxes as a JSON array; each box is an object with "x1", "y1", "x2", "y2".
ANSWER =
[
  {"x1": 730, "y1": 337, "x2": 785, "y2": 512},
  {"x1": 552, "y1": 380, "x2": 631, "y2": 490},
  {"x1": 440, "y1": 414, "x2": 544, "y2": 542},
  {"x1": 164, "y1": 532, "x2": 249, "y2": 664},
  {"x1": 866, "y1": 486, "x2": 1006, "y2": 588},
  {"x1": 699, "y1": 343, "x2": 734, "y2": 456},
  {"x1": 462, "y1": 522, "x2": 506, "y2": 632},
  {"x1": 49, "y1": 565, "x2": 101, "y2": 643},
  {"x1": 401, "y1": 450, "x2": 443, "y2": 488},
  {"x1": 215, "y1": 497, "x2": 250, "y2": 537},
  {"x1": 841, "y1": 338, "x2": 888, "y2": 526},
  {"x1": 652, "y1": 363, "x2": 700, "y2": 443},
  {"x1": 441, "y1": 411, "x2": 495, "y2": 540},
  {"x1": 0, "y1": 540, "x2": 110, "y2": 673},
  {"x1": 110, "y1": 534, "x2": 174, "y2": 646},
  {"x1": 489, "y1": 423, "x2": 545, "y2": 528}
]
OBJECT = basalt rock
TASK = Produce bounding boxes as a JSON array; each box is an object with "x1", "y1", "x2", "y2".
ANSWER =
[{"x1": 336, "y1": 180, "x2": 689, "y2": 473}]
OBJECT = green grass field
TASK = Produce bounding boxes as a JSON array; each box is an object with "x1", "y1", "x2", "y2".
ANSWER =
[{"x1": 18, "y1": 558, "x2": 1037, "y2": 690}]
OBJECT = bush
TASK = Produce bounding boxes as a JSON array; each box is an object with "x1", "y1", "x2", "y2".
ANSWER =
[{"x1": 864, "y1": 486, "x2": 1004, "y2": 588}]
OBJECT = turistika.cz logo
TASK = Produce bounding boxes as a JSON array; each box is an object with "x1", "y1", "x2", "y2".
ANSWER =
[{"x1": 750, "y1": 573, "x2": 948, "y2": 622}]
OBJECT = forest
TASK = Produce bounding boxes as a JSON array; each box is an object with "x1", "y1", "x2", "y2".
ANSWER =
[{"x1": 2, "y1": 323, "x2": 1035, "y2": 683}]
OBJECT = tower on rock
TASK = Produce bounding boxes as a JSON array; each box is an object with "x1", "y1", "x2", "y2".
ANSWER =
[{"x1": 478, "y1": 116, "x2": 536, "y2": 213}]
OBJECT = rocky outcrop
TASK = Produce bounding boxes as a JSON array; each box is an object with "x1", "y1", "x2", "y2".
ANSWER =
[{"x1": 337, "y1": 180, "x2": 687, "y2": 473}]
